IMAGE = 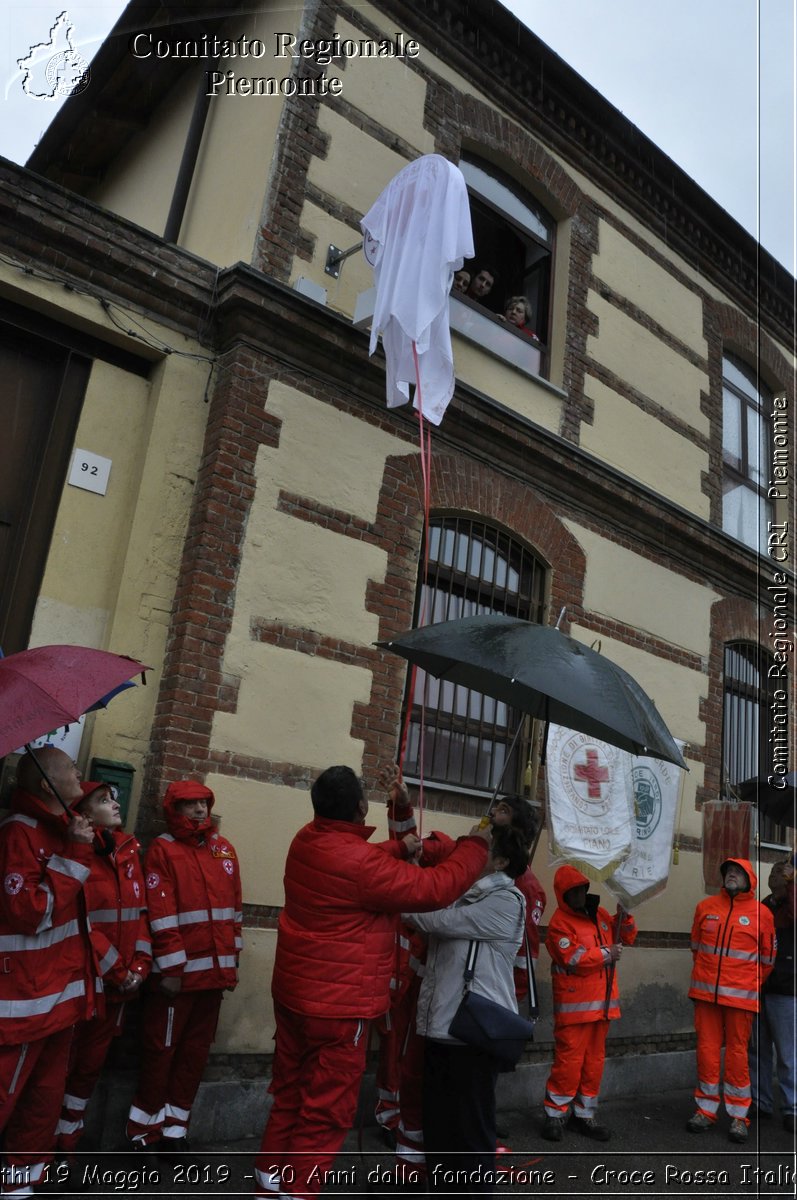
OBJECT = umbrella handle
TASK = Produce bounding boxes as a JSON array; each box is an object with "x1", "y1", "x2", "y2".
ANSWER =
[
  {"x1": 480, "y1": 720, "x2": 527, "y2": 823},
  {"x1": 24, "y1": 745, "x2": 72, "y2": 816}
]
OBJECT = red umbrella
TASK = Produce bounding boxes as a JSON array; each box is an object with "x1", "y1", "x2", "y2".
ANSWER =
[{"x1": 0, "y1": 645, "x2": 150, "y2": 811}]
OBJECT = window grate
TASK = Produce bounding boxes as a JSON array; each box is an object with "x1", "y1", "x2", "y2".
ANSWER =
[
  {"x1": 722, "y1": 641, "x2": 786, "y2": 845},
  {"x1": 404, "y1": 517, "x2": 547, "y2": 792}
]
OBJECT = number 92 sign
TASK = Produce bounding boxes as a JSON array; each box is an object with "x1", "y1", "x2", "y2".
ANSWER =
[{"x1": 68, "y1": 449, "x2": 112, "y2": 496}]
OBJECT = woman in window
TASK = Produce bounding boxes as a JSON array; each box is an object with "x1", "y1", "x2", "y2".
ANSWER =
[{"x1": 500, "y1": 295, "x2": 538, "y2": 340}]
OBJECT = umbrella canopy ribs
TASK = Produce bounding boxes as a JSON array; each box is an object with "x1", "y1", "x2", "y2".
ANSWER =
[{"x1": 378, "y1": 615, "x2": 686, "y2": 769}]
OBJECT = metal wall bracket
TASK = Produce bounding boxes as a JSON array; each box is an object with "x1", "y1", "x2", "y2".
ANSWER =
[{"x1": 324, "y1": 241, "x2": 363, "y2": 278}]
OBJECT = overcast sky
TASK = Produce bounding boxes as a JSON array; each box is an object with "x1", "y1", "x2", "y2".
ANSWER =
[{"x1": 1, "y1": 0, "x2": 794, "y2": 272}]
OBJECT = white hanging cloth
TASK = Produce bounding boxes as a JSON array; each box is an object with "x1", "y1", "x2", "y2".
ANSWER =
[
  {"x1": 604, "y1": 747, "x2": 685, "y2": 909},
  {"x1": 361, "y1": 154, "x2": 474, "y2": 426},
  {"x1": 546, "y1": 725, "x2": 636, "y2": 881}
]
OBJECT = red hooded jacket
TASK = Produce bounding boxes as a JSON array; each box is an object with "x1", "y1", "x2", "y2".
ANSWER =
[
  {"x1": 144, "y1": 781, "x2": 241, "y2": 991},
  {"x1": 689, "y1": 857, "x2": 776, "y2": 1012},
  {"x1": 84, "y1": 828, "x2": 151, "y2": 997},
  {"x1": 545, "y1": 864, "x2": 637, "y2": 1026},
  {"x1": 272, "y1": 816, "x2": 487, "y2": 1020},
  {"x1": 0, "y1": 789, "x2": 97, "y2": 1044}
]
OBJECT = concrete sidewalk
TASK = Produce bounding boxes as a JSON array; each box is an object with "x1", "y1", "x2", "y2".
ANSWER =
[{"x1": 45, "y1": 1084, "x2": 796, "y2": 1197}]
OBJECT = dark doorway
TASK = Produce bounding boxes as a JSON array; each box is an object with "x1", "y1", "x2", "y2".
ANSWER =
[{"x1": 0, "y1": 323, "x2": 91, "y2": 653}]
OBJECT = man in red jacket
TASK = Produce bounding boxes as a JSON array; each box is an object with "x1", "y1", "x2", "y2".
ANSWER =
[
  {"x1": 686, "y1": 857, "x2": 775, "y2": 1143},
  {"x1": 541, "y1": 864, "x2": 637, "y2": 1143},
  {"x1": 55, "y1": 781, "x2": 151, "y2": 1152},
  {"x1": 126, "y1": 780, "x2": 241, "y2": 1151},
  {"x1": 0, "y1": 747, "x2": 96, "y2": 1195},
  {"x1": 254, "y1": 765, "x2": 490, "y2": 1200}
]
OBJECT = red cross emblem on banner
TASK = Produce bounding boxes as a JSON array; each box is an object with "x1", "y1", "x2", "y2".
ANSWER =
[{"x1": 573, "y1": 748, "x2": 610, "y2": 799}]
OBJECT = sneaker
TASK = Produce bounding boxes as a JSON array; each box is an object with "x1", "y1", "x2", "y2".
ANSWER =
[
  {"x1": 783, "y1": 1114, "x2": 796, "y2": 1133},
  {"x1": 729, "y1": 1118, "x2": 748, "y2": 1143},
  {"x1": 571, "y1": 1115, "x2": 611, "y2": 1142},
  {"x1": 541, "y1": 1115, "x2": 565, "y2": 1141},
  {"x1": 495, "y1": 1144, "x2": 513, "y2": 1154},
  {"x1": 749, "y1": 1103, "x2": 772, "y2": 1120},
  {"x1": 686, "y1": 1111, "x2": 713, "y2": 1133}
]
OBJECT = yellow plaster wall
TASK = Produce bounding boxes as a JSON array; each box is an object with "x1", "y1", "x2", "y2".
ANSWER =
[
  {"x1": 296, "y1": 200, "x2": 374, "y2": 315},
  {"x1": 562, "y1": 520, "x2": 719, "y2": 654},
  {"x1": 210, "y1": 382, "x2": 410, "y2": 771},
  {"x1": 587, "y1": 294, "x2": 708, "y2": 434},
  {"x1": 309, "y1": 107, "x2": 407, "y2": 227},
  {"x1": 31, "y1": 348, "x2": 210, "y2": 823},
  {"x1": 334, "y1": 15, "x2": 434, "y2": 153},
  {"x1": 593, "y1": 221, "x2": 708, "y2": 358},
  {"x1": 179, "y1": 11, "x2": 292, "y2": 265},
  {"x1": 582, "y1": 377, "x2": 710, "y2": 517},
  {"x1": 214, "y1": 927, "x2": 277, "y2": 1051},
  {"x1": 451, "y1": 334, "x2": 564, "y2": 433},
  {"x1": 29, "y1": 359, "x2": 148, "y2": 648},
  {"x1": 90, "y1": 75, "x2": 196, "y2": 235}
]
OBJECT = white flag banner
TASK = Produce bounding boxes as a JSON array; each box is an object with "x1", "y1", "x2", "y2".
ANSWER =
[
  {"x1": 546, "y1": 724, "x2": 636, "y2": 881},
  {"x1": 604, "y1": 747, "x2": 685, "y2": 909}
]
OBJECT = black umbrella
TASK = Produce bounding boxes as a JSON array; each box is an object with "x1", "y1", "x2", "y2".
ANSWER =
[
  {"x1": 735, "y1": 774, "x2": 796, "y2": 828},
  {"x1": 377, "y1": 614, "x2": 686, "y2": 769}
]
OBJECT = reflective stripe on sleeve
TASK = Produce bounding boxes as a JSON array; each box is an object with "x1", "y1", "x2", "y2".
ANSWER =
[
  {"x1": 0, "y1": 979, "x2": 86, "y2": 1019},
  {"x1": 0, "y1": 919, "x2": 80, "y2": 953},
  {"x1": 155, "y1": 950, "x2": 187, "y2": 970},
  {"x1": 47, "y1": 856, "x2": 91, "y2": 883}
]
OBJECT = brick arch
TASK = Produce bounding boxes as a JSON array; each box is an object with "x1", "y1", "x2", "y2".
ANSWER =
[
  {"x1": 711, "y1": 302, "x2": 794, "y2": 396},
  {"x1": 427, "y1": 454, "x2": 586, "y2": 617},
  {"x1": 699, "y1": 596, "x2": 770, "y2": 807},
  {"x1": 426, "y1": 83, "x2": 585, "y2": 218},
  {"x1": 358, "y1": 450, "x2": 586, "y2": 782}
]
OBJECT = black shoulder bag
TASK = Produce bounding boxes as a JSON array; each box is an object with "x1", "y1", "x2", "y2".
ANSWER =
[{"x1": 448, "y1": 926, "x2": 536, "y2": 1071}]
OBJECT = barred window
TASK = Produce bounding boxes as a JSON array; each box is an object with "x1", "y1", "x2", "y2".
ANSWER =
[
  {"x1": 722, "y1": 354, "x2": 772, "y2": 550},
  {"x1": 722, "y1": 641, "x2": 786, "y2": 846},
  {"x1": 403, "y1": 517, "x2": 547, "y2": 793}
]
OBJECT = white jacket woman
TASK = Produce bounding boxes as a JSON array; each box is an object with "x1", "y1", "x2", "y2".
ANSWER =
[
  {"x1": 403, "y1": 826, "x2": 529, "y2": 1194},
  {"x1": 411, "y1": 871, "x2": 525, "y2": 1041}
]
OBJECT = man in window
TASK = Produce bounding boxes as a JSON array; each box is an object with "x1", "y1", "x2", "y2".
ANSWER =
[
  {"x1": 687, "y1": 858, "x2": 776, "y2": 1143},
  {"x1": 467, "y1": 266, "x2": 498, "y2": 304}
]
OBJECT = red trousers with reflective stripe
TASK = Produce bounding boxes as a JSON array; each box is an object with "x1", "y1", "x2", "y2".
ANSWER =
[
  {"x1": 544, "y1": 1021, "x2": 609, "y2": 1118},
  {"x1": 693, "y1": 1000, "x2": 754, "y2": 1123},
  {"x1": 0, "y1": 1026, "x2": 73, "y2": 1192},
  {"x1": 375, "y1": 978, "x2": 426, "y2": 1179},
  {"x1": 126, "y1": 989, "x2": 222, "y2": 1145},
  {"x1": 255, "y1": 1003, "x2": 368, "y2": 1200},
  {"x1": 56, "y1": 1005, "x2": 127, "y2": 1152}
]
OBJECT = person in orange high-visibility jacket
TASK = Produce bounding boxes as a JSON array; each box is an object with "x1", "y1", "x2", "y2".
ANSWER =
[
  {"x1": 55, "y1": 782, "x2": 151, "y2": 1153},
  {"x1": 0, "y1": 748, "x2": 97, "y2": 1196},
  {"x1": 686, "y1": 857, "x2": 775, "y2": 1144},
  {"x1": 126, "y1": 780, "x2": 241, "y2": 1151},
  {"x1": 542, "y1": 865, "x2": 637, "y2": 1143}
]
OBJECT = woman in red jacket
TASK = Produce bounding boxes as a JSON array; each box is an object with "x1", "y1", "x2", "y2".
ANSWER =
[
  {"x1": 127, "y1": 780, "x2": 241, "y2": 1151},
  {"x1": 56, "y1": 782, "x2": 151, "y2": 1152}
]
